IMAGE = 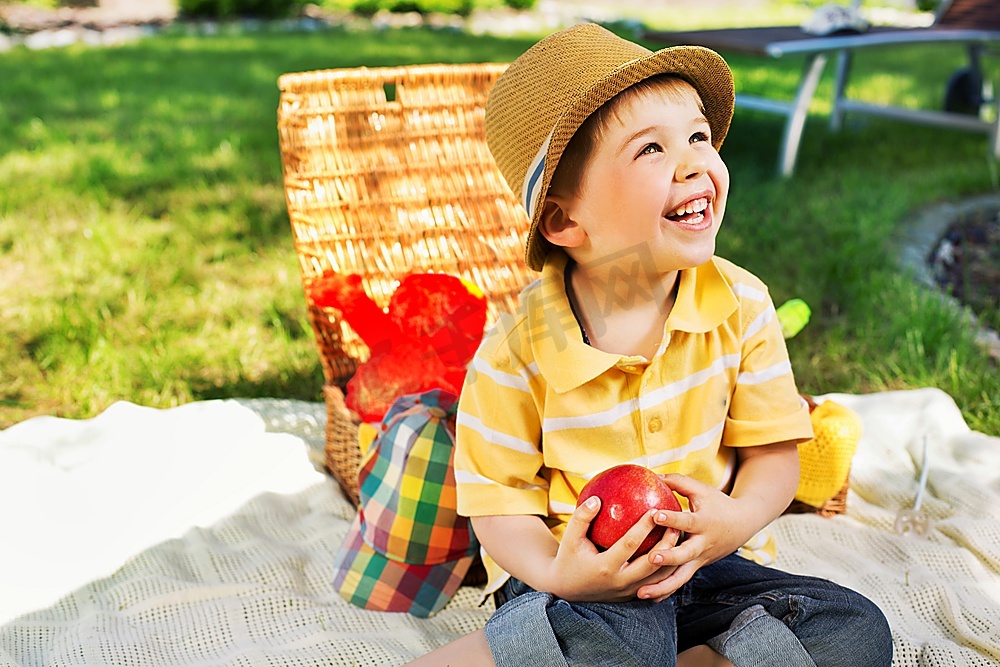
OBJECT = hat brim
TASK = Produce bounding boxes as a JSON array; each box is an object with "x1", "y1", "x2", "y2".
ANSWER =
[
  {"x1": 523, "y1": 44, "x2": 735, "y2": 272},
  {"x1": 333, "y1": 514, "x2": 474, "y2": 618}
]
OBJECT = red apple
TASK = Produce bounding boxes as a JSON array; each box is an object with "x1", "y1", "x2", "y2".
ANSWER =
[{"x1": 576, "y1": 464, "x2": 683, "y2": 559}]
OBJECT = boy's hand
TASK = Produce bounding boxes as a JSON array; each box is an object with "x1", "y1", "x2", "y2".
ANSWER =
[
  {"x1": 548, "y1": 496, "x2": 679, "y2": 603},
  {"x1": 636, "y1": 442, "x2": 800, "y2": 602},
  {"x1": 636, "y1": 474, "x2": 763, "y2": 602}
]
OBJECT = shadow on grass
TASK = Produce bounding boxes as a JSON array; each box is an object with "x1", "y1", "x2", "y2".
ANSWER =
[{"x1": 188, "y1": 363, "x2": 326, "y2": 403}]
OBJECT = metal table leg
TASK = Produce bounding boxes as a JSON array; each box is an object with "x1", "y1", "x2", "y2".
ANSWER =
[
  {"x1": 830, "y1": 49, "x2": 853, "y2": 132},
  {"x1": 778, "y1": 52, "x2": 829, "y2": 177}
]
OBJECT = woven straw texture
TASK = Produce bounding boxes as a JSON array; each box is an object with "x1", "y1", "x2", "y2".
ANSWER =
[
  {"x1": 2, "y1": 389, "x2": 999, "y2": 665},
  {"x1": 277, "y1": 64, "x2": 534, "y2": 504},
  {"x1": 277, "y1": 63, "x2": 531, "y2": 385}
]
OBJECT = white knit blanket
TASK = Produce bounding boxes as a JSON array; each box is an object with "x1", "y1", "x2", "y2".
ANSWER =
[{"x1": 0, "y1": 388, "x2": 998, "y2": 666}]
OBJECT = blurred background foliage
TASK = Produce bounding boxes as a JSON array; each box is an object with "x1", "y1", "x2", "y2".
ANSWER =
[{"x1": 0, "y1": 0, "x2": 541, "y2": 20}]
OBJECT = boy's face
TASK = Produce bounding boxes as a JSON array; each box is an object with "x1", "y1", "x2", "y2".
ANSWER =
[{"x1": 552, "y1": 82, "x2": 729, "y2": 274}]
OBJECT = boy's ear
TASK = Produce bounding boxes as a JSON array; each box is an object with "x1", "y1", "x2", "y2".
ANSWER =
[{"x1": 539, "y1": 195, "x2": 586, "y2": 248}]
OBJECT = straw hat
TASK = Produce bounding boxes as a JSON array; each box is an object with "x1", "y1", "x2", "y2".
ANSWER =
[{"x1": 485, "y1": 23, "x2": 735, "y2": 271}]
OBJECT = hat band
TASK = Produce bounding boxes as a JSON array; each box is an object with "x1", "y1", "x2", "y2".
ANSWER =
[{"x1": 521, "y1": 128, "x2": 553, "y2": 221}]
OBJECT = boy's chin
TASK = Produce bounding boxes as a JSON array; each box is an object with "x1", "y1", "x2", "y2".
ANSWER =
[{"x1": 653, "y1": 246, "x2": 717, "y2": 273}]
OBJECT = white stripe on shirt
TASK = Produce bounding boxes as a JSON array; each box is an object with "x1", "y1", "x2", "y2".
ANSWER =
[
  {"x1": 737, "y1": 359, "x2": 792, "y2": 386},
  {"x1": 731, "y1": 282, "x2": 767, "y2": 302},
  {"x1": 645, "y1": 419, "x2": 725, "y2": 468},
  {"x1": 454, "y1": 470, "x2": 499, "y2": 485},
  {"x1": 639, "y1": 354, "x2": 741, "y2": 410},
  {"x1": 542, "y1": 354, "x2": 740, "y2": 433},
  {"x1": 716, "y1": 447, "x2": 737, "y2": 491},
  {"x1": 548, "y1": 499, "x2": 577, "y2": 515},
  {"x1": 455, "y1": 469, "x2": 546, "y2": 492},
  {"x1": 470, "y1": 356, "x2": 531, "y2": 393},
  {"x1": 457, "y1": 411, "x2": 539, "y2": 454},
  {"x1": 542, "y1": 397, "x2": 639, "y2": 432},
  {"x1": 572, "y1": 420, "x2": 726, "y2": 480},
  {"x1": 742, "y1": 305, "x2": 775, "y2": 343}
]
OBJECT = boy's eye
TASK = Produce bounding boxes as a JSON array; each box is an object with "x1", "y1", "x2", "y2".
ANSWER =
[
  {"x1": 690, "y1": 131, "x2": 710, "y2": 144},
  {"x1": 639, "y1": 143, "x2": 662, "y2": 156}
]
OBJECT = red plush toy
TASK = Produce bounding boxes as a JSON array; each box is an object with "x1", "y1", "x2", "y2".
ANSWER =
[{"x1": 309, "y1": 272, "x2": 488, "y2": 423}]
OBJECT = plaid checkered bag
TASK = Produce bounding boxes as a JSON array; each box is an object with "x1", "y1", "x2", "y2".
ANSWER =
[{"x1": 333, "y1": 389, "x2": 478, "y2": 617}]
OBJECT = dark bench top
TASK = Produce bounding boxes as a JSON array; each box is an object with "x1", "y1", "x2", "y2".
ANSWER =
[{"x1": 644, "y1": 24, "x2": 1000, "y2": 58}]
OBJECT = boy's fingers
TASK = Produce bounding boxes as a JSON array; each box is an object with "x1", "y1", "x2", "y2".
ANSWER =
[
  {"x1": 637, "y1": 561, "x2": 697, "y2": 601},
  {"x1": 610, "y1": 509, "x2": 659, "y2": 561},
  {"x1": 659, "y1": 473, "x2": 710, "y2": 499},
  {"x1": 563, "y1": 496, "x2": 601, "y2": 543},
  {"x1": 653, "y1": 508, "x2": 696, "y2": 533},
  {"x1": 633, "y1": 564, "x2": 678, "y2": 590},
  {"x1": 647, "y1": 538, "x2": 701, "y2": 568},
  {"x1": 650, "y1": 525, "x2": 682, "y2": 551}
]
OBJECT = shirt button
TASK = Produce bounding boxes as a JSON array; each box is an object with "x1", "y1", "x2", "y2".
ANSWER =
[
  {"x1": 621, "y1": 365, "x2": 637, "y2": 373},
  {"x1": 648, "y1": 417, "x2": 662, "y2": 433}
]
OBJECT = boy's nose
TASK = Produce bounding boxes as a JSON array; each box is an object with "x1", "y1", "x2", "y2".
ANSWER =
[{"x1": 674, "y1": 148, "x2": 708, "y2": 181}]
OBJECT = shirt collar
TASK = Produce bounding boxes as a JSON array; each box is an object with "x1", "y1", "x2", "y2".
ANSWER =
[
  {"x1": 527, "y1": 250, "x2": 739, "y2": 394},
  {"x1": 526, "y1": 251, "x2": 619, "y2": 393},
  {"x1": 667, "y1": 256, "x2": 739, "y2": 334}
]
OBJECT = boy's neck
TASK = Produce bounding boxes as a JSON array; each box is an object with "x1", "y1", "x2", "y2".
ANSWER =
[{"x1": 566, "y1": 259, "x2": 679, "y2": 358}]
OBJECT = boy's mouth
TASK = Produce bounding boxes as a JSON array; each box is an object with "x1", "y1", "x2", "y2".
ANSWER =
[{"x1": 664, "y1": 196, "x2": 710, "y2": 224}]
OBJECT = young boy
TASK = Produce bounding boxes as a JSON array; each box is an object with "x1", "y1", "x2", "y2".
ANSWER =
[{"x1": 408, "y1": 23, "x2": 893, "y2": 667}]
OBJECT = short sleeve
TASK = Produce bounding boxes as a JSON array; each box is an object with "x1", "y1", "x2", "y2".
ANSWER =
[
  {"x1": 723, "y1": 293, "x2": 813, "y2": 447},
  {"x1": 454, "y1": 313, "x2": 549, "y2": 518}
]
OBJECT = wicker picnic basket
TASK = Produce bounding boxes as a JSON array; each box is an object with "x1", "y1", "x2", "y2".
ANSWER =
[
  {"x1": 276, "y1": 63, "x2": 534, "y2": 507},
  {"x1": 785, "y1": 483, "x2": 848, "y2": 518}
]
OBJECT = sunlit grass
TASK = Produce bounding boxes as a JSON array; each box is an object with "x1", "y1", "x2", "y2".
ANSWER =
[{"x1": 0, "y1": 22, "x2": 997, "y2": 436}]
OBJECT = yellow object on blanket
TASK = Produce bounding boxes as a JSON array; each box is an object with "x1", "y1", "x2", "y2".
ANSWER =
[{"x1": 794, "y1": 399, "x2": 863, "y2": 508}]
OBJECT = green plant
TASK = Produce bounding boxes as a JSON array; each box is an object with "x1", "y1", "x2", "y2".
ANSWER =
[
  {"x1": 178, "y1": 0, "x2": 307, "y2": 19},
  {"x1": 4, "y1": 0, "x2": 60, "y2": 8},
  {"x1": 349, "y1": 0, "x2": 382, "y2": 16},
  {"x1": 503, "y1": 0, "x2": 536, "y2": 9},
  {"x1": 386, "y1": 0, "x2": 420, "y2": 11},
  {"x1": 348, "y1": 0, "x2": 474, "y2": 15},
  {"x1": 422, "y1": 0, "x2": 474, "y2": 15}
]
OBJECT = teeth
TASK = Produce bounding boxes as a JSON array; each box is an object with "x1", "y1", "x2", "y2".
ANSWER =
[{"x1": 670, "y1": 198, "x2": 708, "y2": 218}]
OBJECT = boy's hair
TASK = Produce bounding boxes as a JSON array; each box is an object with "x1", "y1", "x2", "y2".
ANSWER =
[
  {"x1": 548, "y1": 75, "x2": 704, "y2": 197},
  {"x1": 484, "y1": 23, "x2": 733, "y2": 272}
]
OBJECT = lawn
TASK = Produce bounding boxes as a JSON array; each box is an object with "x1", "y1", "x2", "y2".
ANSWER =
[{"x1": 1, "y1": 22, "x2": 998, "y2": 434}]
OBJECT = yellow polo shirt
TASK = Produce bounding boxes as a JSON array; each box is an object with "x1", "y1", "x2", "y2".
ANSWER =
[{"x1": 455, "y1": 250, "x2": 813, "y2": 595}]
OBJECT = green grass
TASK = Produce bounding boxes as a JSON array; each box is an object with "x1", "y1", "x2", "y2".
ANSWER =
[{"x1": 1, "y1": 24, "x2": 998, "y2": 436}]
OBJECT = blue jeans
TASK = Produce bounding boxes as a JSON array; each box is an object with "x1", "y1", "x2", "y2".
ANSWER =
[{"x1": 484, "y1": 553, "x2": 893, "y2": 667}]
